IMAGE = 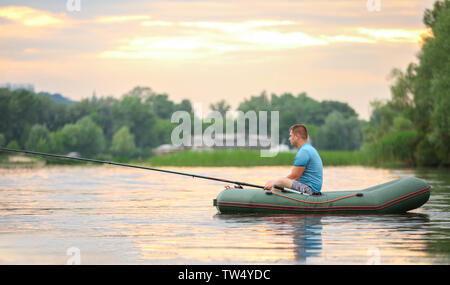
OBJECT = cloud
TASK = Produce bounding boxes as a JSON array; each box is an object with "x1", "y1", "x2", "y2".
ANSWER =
[
  {"x1": 357, "y1": 28, "x2": 429, "y2": 43},
  {"x1": 23, "y1": 48, "x2": 38, "y2": 54},
  {"x1": 0, "y1": 6, "x2": 67, "y2": 27},
  {"x1": 100, "y1": 36, "x2": 236, "y2": 59},
  {"x1": 326, "y1": 35, "x2": 376, "y2": 44},
  {"x1": 178, "y1": 20, "x2": 297, "y2": 32},
  {"x1": 99, "y1": 19, "x2": 327, "y2": 59},
  {"x1": 141, "y1": 20, "x2": 174, "y2": 27},
  {"x1": 99, "y1": 18, "x2": 427, "y2": 60},
  {"x1": 1, "y1": 1, "x2": 435, "y2": 120},
  {"x1": 95, "y1": 15, "x2": 152, "y2": 23}
]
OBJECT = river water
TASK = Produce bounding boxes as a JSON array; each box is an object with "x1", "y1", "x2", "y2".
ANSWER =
[{"x1": 0, "y1": 165, "x2": 448, "y2": 264}]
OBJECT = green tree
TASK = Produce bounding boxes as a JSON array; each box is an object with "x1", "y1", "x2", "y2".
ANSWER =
[
  {"x1": 320, "y1": 100, "x2": 358, "y2": 122},
  {"x1": 237, "y1": 91, "x2": 362, "y2": 143},
  {"x1": 238, "y1": 91, "x2": 271, "y2": 113},
  {"x1": 392, "y1": 116, "x2": 414, "y2": 132},
  {"x1": 60, "y1": 116, "x2": 105, "y2": 157},
  {"x1": 110, "y1": 126, "x2": 138, "y2": 158},
  {"x1": 387, "y1": 66, "x2": 416, "y2": 113},
  {"x1": 403, "y1": 0, "x2": 450, "y2": 166},
  {"x1": 366, "y1": 130, "x2": 419, "y2": 166},
  {"x1": 149, "y1": 94, "x2": 175, "y2": 119},
  {"x1": 89, "y1": 96, "x2": 119, "y2": 141},
  {"x1": 67, "y1": 98, "x2": 94, "y2": 125},
  {"x1": 366, "y1": 0, "x2": 450, "y2": 166},
  {"x1": 316, "y1": 111, "x2": 362, "y2": 151},
  {"x1": 126, "y1": 86, "x2": 154, "y2": 99},
  {"x1": 420, "y1": 0, "x2": 450, "y2": 165},
  {"x1": 176, "y1": 99, "x2": 193, "y2": 113},
  {"x1": 25, "y1": 124, "x2": 55, "y2": 153},
  {"x1": 6, "y1": 140, "x2": 20, "y2": 149},
  {"x1": 154, "y1": 119, "x2": 176, "y2": 146},
  {"x1": 5, "y1": 89, "x2": 40, "y2": 147},
  {"x1": 210, "y1": 100, "x2": 231, "y2": 117},
  {"x1": 0, "y1": 88, "x2": 71, "y2": 147},
  {"x1": 112, "y1": 94, "x2": 159, "y2": 148},
  {"x1": 279, "y1": 110, "x2": 297, "y2": 143},
  {"x1": 50, "y1": 130, "x2": 66, "y2": 154}
]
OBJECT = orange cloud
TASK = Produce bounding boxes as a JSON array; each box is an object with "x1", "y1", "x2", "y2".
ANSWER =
[
  {"x1": 358, "y1": 28, "x2": 427, "y2": 43},
  {"x1": 0, "y1": 6, "x2": 67, "y2": 27},
  {"x1": 95, "y1": 15, "x2": 152, "y2": 23},
  {"x1": 98, "y1": 18, "x2": 427, "y2": 60},
  {"x1": 99, "y1": 20, "x2": 328, "y2": 60},
  {"x1": 1, "y1": 1, "x2": 435, "y2": 121}
]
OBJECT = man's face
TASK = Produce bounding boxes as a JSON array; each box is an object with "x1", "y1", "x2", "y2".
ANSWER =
[{"x1": 289, "y1": 130, "x2": 298, "y2": 146}]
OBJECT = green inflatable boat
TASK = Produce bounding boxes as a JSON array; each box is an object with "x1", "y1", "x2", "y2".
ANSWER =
[{"x1": 214, "y1": 177, "x2": 431, "y2": 214}]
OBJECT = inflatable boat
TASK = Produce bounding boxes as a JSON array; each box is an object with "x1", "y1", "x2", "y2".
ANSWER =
[{"x1": 213, "y1": 177, "x2": 431, "y2": 214}]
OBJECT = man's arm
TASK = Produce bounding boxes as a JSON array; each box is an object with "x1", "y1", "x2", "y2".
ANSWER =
[
  {"x1": 287, "y1": 166, "x2": 305, "y2": 180},
  {"x1": 263, "y1": 166, "x2": 305, "y2": 190}
]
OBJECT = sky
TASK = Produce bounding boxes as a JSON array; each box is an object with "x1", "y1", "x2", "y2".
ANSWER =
[{"x1": 0, "y1": 0, "x2": 436, "y2": 120}]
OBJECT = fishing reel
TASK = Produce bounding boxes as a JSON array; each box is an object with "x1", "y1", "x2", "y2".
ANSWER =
[{"x1": 224, "y1": 184, "x2": 244, "y2": 190}]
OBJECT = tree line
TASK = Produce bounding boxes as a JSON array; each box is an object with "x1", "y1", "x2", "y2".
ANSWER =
[
  {"x1": 362, "y1": 0, "x2": 449, "y2": 167},
  {"x1": 0, "y1": 85, "x2": 363, "y2": 160},
  {"x1": 236, "y1": 91, "x2": 363, "y2": 150},
  {"x1": 0, "y1": 86, "x2": 192, "y2": 159}
]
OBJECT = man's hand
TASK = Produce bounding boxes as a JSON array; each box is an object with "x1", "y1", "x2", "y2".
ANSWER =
[
  {"x1": 265, "y1": 167, "x2": 305, "y2": 191},
  {"x1": 264, "y1": 180, "x2": 275, "y2": 190},
  {"x1": 264, "y1": 177, "x2": 293, "y2": 190}
]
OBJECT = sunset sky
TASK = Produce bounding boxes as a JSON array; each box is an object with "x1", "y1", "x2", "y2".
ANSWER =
[{"x1": 0, "y1": 0, "x2": 435, "y2": 119}]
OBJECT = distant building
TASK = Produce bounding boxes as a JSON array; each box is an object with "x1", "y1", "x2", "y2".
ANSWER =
[
  {"x1": 66, "y1": 152, "x2": 81, "y2": 158},
  {"x1": 152, "y1": 144, "x2": 184, "y2": 155},
  {"x1": 266, "y1": 144, "x2": 293, "y2": 154},
  {"x1": 0, "y1": 82, "x2": 35, "y2": 92},
  {"x1": 189, "y1": 134, "x2": 273, "y2": 150},
  {"x1": 152, "y1": 133, "x2": 284, "y2": 155}
]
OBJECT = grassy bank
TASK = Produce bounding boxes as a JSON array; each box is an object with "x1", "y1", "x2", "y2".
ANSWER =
[
  {"x1": 147, "y1": 149, "x2": 370, "y2": 167},
  {"x1": 0, "y1": 153, "x2": 89, "y2": 166},
  {"x1": 1, "y1": 149, "x2": 408, "y2": 168}
]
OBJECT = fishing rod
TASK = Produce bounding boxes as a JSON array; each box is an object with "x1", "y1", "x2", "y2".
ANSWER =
[{"x1": 0, "y1": 147, "x2": 267, "y2": 189}]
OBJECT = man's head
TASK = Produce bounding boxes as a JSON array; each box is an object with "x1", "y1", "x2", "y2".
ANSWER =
[{"x1": 289, "y1": 124, "x2": 308, "y2": 148}]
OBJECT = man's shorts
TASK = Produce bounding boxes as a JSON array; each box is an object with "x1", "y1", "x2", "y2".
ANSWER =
[{"x1": 291, "y1": 180, "x2": 313, "y2": 195}]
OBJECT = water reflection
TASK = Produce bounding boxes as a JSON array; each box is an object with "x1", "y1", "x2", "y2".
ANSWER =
[
  {"x1": 213, "y1": 212, "x2": 434, "y2": 264},
  {"x1": 292, "y1": 215, "x2": 323, "y2": 262},
  {"x1": 0, "y1": 165, "x2": 448, "y2": 264}
]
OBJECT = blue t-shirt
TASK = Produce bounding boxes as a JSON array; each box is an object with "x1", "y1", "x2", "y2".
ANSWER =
[{"x1": 293, "y1": 142, "x2": 323, "y2": 192}]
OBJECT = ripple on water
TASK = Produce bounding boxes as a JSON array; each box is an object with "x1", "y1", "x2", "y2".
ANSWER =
[{"x1": 0, "y1": 165, "x2": 448, "y2": 264}]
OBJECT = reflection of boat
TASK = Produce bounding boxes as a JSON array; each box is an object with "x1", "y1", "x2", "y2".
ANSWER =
[
  {"x1": 291, "y1": 215, "x2": 322, "y2": 262},
  {"x1": 214, "y1": 177, "x2": 431, "y2": 214},
  {"x1": 213, "y1": 214, "x2": 324, "y2": 263}
]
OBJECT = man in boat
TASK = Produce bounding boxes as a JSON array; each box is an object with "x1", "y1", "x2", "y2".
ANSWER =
[{"x1": 264, "y1": 124, "x2": 323, "y2": 195}]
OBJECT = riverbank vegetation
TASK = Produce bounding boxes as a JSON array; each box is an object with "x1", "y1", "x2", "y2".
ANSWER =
[
  {"x1": 362, "y1": 0, "x2": 450, "y2": 167},
  {"x1": 148, "y1": 149, "x2": 370, "y2": 167},
  {"x1": 0, "y1": 86, "x2": 364, "y2": 165}
]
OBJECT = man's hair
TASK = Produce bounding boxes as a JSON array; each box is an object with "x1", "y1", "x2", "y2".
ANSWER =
[{"x1": 289, "y1": 124, "x2": 308, "y2": 140}]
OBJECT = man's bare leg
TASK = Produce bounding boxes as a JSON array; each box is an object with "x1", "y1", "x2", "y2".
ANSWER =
[{"x1": 268, "y1": 177, "x2": 293, "y2": 190}]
